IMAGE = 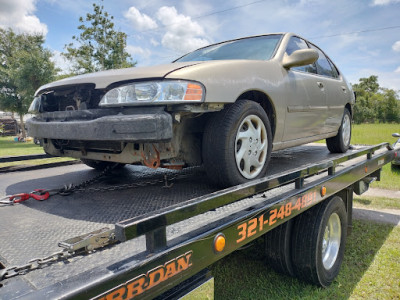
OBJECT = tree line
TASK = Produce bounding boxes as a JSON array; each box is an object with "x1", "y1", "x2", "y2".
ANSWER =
[{"x1": 352, "y1": 75, "x2": 399, "y2": 124}]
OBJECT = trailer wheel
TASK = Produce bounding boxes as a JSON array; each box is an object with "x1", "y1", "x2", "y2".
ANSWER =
[
  {"x1": 291, "y1": 196, "x2": 347, "y2": 287},
  {"x1": 264, "y1": 219, "x2": 294, "y2": 276},
  {"x1": 81, "y1": 159, "x2": 125, "y2": 171},
  {"x1": 203, "y1": 100, "x2": 272, "y2": 187},
  {"x1": 326, "y1": 108, "x2": 351, "y2": 153}
]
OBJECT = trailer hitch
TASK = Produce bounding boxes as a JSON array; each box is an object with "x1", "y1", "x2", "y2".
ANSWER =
[{"x1": 354, "y1": 176, "x2": 378, "y2": 195}]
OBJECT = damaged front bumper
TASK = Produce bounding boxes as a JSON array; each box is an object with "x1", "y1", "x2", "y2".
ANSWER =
[{"x1": 27, "y1": 107, "x2": 173, "y2": 142}]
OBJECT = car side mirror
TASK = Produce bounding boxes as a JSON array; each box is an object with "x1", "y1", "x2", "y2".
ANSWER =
[{"x1": 282, "y1": 49, "x2": 319, "y2": 69}]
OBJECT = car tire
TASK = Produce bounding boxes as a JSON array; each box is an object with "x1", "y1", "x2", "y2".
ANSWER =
[
  {"x1": 81, "y1": 159, "x2": 125, "y2": 171},
  {"x1": 291, "y1": 196, "x2": 347, "y2": 287},
  {"x1": 326, "y1": 108, "x2": 351, "y2": 153},
  {"x1": 203, "y1": 100, "x2": 272, "y2": 187},
  {"x1": 264, "y1": 219, "x2": 295, "y2": 277}
]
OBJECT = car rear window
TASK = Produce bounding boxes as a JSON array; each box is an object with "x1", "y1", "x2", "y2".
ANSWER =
[{"x1": 174, "y1": 35, "x2": 282, "y2": 62}]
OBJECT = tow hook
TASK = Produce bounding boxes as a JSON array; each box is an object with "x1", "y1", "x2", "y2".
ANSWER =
[{"x1": 141, "y1": 144, "x2": 160, "y2": 169}]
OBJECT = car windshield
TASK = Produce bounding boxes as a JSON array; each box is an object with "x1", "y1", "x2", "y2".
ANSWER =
[{"x1": 174, "y1": 35, "x2": 282, "y2": 62}]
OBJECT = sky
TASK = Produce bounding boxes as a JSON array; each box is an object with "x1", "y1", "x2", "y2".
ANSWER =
[{"x1": 0, "y1": 0, "x2": 400, "y2": 90}]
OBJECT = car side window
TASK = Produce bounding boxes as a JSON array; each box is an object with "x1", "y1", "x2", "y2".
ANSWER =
[
  {"x1": 309, "y1": 44, "x2": 339, "y2": 78},
  {"x1": 286, "y1": 37, "x2": 317, "y2": 74}
]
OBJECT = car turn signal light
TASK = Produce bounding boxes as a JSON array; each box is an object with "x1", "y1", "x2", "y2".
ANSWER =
[{"x1": 184, "y1": 83, "x2": 203, "y2": 101}]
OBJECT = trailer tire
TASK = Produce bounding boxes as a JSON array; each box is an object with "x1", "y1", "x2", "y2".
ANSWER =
[
  {"x1": 203, "y1": 100, "x2": 272, "y2": 187},
  {"x1": 326, "y1": 108, "x2": 351, "y2": 153},
  {"x1": 81, "y1": 159, "x2": 125, "y2": 171},
  {"x1": 291, "y1": 196, "x2": 347, "y2": 287},
  {"x1": 264, "y1": 219, "x2": 294, "y2": 277}
]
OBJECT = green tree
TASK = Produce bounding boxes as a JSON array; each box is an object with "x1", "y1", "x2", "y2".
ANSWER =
[
  {"x1": 353, "y1": 75, "x2": 379, "y2": 94},
  {"x1": 352, "y1": 75, "x2": 399, "y2": 124},
  {"x1": 381, "y1": 88, "x2": 399, "y2": 123},
  {"x1": 63, "y1": 1, "x2": 135, "y2": 74},
  {"x1": 0, "y1": 28, "x2": 57, "y2": 138}
]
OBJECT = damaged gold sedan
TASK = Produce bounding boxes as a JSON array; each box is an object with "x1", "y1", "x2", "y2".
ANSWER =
[{"x1": 27, "y1": 33, "x2": 355, "y2": 187}]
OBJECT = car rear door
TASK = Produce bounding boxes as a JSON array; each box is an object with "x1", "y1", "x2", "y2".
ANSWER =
[{"x1": 309, "y1": 44, "x2": 348, "y2": 134}]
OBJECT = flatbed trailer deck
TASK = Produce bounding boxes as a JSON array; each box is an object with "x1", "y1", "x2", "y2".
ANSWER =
[{"x1": 0, "y1": 143, "x2": 396, "y2": 299}]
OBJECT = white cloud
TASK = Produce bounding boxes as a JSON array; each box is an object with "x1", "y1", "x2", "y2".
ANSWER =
[
  {"x1": 156, "y1": 6, "x2": 210, "y2": 53},
  {"x1": 181, "y1": 0, "x2": 213, "y2": 17},
  {"x1": 371, "y1": 0, "x2": 400, "y2": 5},
  {"x1": 51, "y1": 50, "x2": 73, "y2": 74},
  {"x1": 124, "y1": 7, "x2": 157, "y2": 31},
  {"x1": 126, "y1": 45, "x2": 151, "y2": 58},
  {"x1": 395, "y1": 66, "x2": 400, "y2": 73},
  {"x1": 0, "y1": 0, "x2": 48, "y2": 35},
  {"x1": 392, "y1": 41, "x2": 400, "y2": 52},
  {"x1": 150, "y1": 38, "x2": 160, "y2": 47}
]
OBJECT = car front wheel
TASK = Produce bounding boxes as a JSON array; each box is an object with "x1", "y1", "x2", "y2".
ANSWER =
[{"x1": 203, "y1": 100, "x2": 272, "y2": 187}]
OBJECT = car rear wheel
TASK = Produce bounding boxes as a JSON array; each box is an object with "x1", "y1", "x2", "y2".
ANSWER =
[
  {"x1": 326, "y1": 108, "x2": 351, "y2": 153},
  {"x1": 81, "y1": 159, "x2": 125, "y2": 171},
  {"x1": 203, "y1": 100, "x2": 272, "y2": 187}
]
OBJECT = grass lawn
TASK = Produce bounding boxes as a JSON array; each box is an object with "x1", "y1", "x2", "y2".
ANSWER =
[
  {"x1": 372, "y1": 163, "x2": 400, "y2": 190},
  {"x1": 0, "y1": 136, "x2": 44, "y2": 156},
  {"x1": 212, "y1": 220, "x2": 400, "y2": 300},
  {"x1": 317, "y1": 123, "x2": 400, "y2": 190},
  {"x1": 0, "y1": 136, "x2": 75, "y2": 167},
  {"x1": 353, "y1": 124, "x2": 400, "y2": 190},
  {"x1": 349, "y1": 123, "x2": 400, "y2": 190},
  {"x1": 354, "y1": 195, "x2": 400, "y2": 210},
  {"x1": 351, "y1": 123, "x2": 399, "y2": 145}
]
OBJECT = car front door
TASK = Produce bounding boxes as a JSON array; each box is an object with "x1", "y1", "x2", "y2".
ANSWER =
[{"x1": 282, "y1": 37, "x2": 328, "y2": 142}]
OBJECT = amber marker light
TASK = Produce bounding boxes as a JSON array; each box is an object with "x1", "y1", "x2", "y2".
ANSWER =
[
  {"x1": 320, "y1": 186, "x2": 327, "y2": 197},
  {"x1": 214, "y1": 233, "x2": 226, "y2": 253},
  {"x1": 184, "y1": 83, "x2": 203, "y2": 101}
]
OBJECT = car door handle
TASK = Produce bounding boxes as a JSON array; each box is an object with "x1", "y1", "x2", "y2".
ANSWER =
[
  {"x1": 317, "y1": 82, "x2": 324, "y2": 88},
  {"x1": 341, "y1": 86, "x2": 347, "y2": 93}
]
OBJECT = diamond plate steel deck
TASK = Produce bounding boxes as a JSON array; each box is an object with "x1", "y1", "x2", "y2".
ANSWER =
[{"x1": 0, "y1": 143, "x2": 364, "y2": 295}]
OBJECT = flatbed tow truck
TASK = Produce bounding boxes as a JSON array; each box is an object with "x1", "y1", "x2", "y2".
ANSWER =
[{"x1": 0, "y1": 141, "x2": 398, "y2": 299}]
